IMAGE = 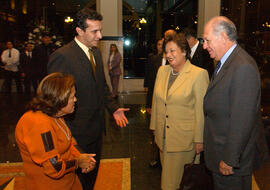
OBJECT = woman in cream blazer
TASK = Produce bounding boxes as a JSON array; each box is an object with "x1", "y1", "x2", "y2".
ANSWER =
[{"x1": 150, "y1": 34, "x2": 209, "y2": 190}]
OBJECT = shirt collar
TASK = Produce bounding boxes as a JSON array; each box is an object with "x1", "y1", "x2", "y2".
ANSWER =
[
  {"x1": 217, "y1": 43, "x2": 237, "y2": 73},
  {"x1": 190, "y1": 41, "x2": 199, "y2": 58},
  {"x1": 74, "y1": 37, "x2": 90, "y2": 58}
]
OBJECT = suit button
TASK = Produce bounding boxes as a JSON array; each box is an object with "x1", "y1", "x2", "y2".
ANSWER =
[
  {"x1": 165, "y1": 104, "x2": 167, "y2": 106},
  {"x1": 166, "y1": 126, "x2": 170, "y2": 128},
  {"x1": 166, "y1": 115, "x2": 168, "y2": 118}
]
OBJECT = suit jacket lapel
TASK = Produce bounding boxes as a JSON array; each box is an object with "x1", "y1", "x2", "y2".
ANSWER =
[
  {"x1": 168, "y1": 60, "x2": 191, "y2": 97},
  {"x1": 207, "y1": 45, "x2": 240, "y2": 92},
  {"x1": 160, "y1": 66, "x2": 170, "y2": 101},
  {"x1": 71, "y1": 40, "x2": 97, "y2": 81}
]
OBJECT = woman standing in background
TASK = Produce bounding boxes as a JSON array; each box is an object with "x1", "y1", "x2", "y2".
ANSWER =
[{"x1": 107, "y1": 44, "x2": 122, "y2": 98}]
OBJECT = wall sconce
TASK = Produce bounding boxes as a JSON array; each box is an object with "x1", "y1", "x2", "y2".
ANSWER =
[
  {"x1": 65, "y1": 16, "x2": 74, "y2": 23},
  {"x1": 139, "y1": 18, "x2": 147, "y2": 24}
]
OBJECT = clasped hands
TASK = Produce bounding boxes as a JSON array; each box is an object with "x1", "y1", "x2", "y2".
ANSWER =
[{"x1": 78, "y1": 153, "x2": 96, "y2": 173}]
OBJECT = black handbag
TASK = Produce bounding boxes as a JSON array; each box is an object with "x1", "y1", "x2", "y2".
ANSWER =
[{"x1": 179, "y1": 152, "x2": 213, "y2": 190}]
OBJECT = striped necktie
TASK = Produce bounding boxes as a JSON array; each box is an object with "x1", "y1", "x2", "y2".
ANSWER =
[
  {"x1": 213, "y1": 61, "x2": 221, "y2": 78},
  {"x1": 88, "y1": 48, "x2": 96, "y2": 78}
]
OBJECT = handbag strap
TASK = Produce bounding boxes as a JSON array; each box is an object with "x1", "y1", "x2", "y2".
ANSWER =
[{"x1": 191, "y1": 153, "x2": 200, "y2": 164}]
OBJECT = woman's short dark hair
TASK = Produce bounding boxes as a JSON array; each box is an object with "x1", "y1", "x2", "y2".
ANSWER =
[
  {"x1": 27, "y1": 72, "x2": 75, "y2": 117},
  {"x1": 164, "y1": 33, "x2": 191, "y2": 60},
  {"x1": 75, "y1": 7, "x2": 103, "y2": 31}
]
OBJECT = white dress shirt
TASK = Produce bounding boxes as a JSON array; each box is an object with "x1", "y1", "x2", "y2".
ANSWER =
[
  {"x1": 162, "y1": 53, "x2": 166, "y2": 66},
  {"x1": 190, "y1": 41, "x2": 199, "y2": 59},
  {"x1": 74, "y1": 37, "x2": 96, "y2": 65},
  {"x1": 1, "y1": 48, "x2": 20, "y2": 72}
]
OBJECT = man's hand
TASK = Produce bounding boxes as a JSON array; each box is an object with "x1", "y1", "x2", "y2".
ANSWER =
[
  {"x1": 219, "y1": 160, "x2": 234, "y2": 175},
  {"x1": 146, "y1": 108, "x2": 152, "y2": 115},
  {"x1": 113, "y1": 108, "x2": 130, "y2": 127},
  {"x1": 195, "y1": 143, "x2": 203, "y2": 154}
]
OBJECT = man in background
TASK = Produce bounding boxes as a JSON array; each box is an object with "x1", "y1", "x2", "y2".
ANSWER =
[
  {"x1": 146, "y1": 29, "x2": 177, "y2": 168},
  {"x1": 183, "y1": 27, "x2": 214, "y2": 77},
  {"x1": 20, "y1": 43, "x2": 37, "y2": 94},
  {"x1": 32, "y1": 33, "x2": 54, "y2": 83},
  {"x1": 1, "y1": 41, "x2": 22, "y2": 93}
]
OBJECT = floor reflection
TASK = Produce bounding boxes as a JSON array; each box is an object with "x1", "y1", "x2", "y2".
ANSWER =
[{"x1": 0, "y1": 92, "x2": 269, "y2": 189}]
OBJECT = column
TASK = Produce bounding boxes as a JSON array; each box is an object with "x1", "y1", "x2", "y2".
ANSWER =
[
  {"x1": 96, "y1": 0, "x2": 124, "y2": 93},
  {"x1": 197, "y1": 0, "x2": 221, "y2": 38}
]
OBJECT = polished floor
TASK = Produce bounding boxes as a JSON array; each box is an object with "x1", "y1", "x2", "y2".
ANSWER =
[{"x1": 0, "y1": 91, "x2": 269, "y2": 190}]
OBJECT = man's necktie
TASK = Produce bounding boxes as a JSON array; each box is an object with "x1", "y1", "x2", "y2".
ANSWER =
[
  {"x1": 8, "y1": 49, "x2": 11, "y2": 57},
  {"x1": 88, "y1": 48, "x2": 96, "y2": 78},
  {"x1": 213, "y1": 61, "x2": 221, "y2": 78}
]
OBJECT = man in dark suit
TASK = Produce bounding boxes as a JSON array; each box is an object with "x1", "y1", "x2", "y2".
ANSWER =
[
  {"x1": 48, "y1": 8, "x2": 129, "y2": 190},
  {"x1": 203, "y1": 16, "x2": 263, "y2": 190},
  {"x1": 146, "y1": 32, "x2": 174, "y2": 168},
  {"x1": 146, "y1": 29, "x2": 175, "y2": 110},
  {"x1": 32, "y1": 33, "x2": 55, "y2": 83},
  {"x1": 145, "y1": 39, "x2": 164, "y2": 110},
  {"x1": 182, "y1": 27, "x2": 214, "y2": 78},
  {"x1": 20, "y1": 43, "x2": 37, "y2": 94}
]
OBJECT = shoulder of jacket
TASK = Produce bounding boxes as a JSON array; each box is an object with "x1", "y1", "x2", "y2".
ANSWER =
[
  {"x1": 189, "y1": 63, "x2": 208, "y2": 77},
  {"x1": 21, "y1": 111, "x2": 51, "y2": 123}
]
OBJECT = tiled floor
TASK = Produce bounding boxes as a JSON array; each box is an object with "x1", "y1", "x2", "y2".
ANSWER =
[{"x1": 0, "y1": 92, "x2": 269, "y2": 190}]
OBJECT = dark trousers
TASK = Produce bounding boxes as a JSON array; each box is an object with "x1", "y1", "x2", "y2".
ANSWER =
[
  {"x1": 109, "y1": 74, "x2": 120, "y2": 97},
  {"x1": 76, "y1": 137, "x2": 102, "y2": 190},
  {"x1": 212, "y1": 172, "x2": 251, "y2": 190},
  {"x1": 23, "y1": 74, "x2": 38, "y2": 94},
  {"x1": 3, "y1": 70, "x2": 22, "y2": 93}
]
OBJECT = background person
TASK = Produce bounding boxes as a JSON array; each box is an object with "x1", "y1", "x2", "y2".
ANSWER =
[
  {"x1": 32, "y1": 32, "x2": 55, "y2": 82},
  {"x1": 15, "y1": 72, "x2": 96, "y2": 190},
  {"x1": 182, "y1": 27, "x2": 214, "y2": 78},
  {"x1": 1, "y1": 41, "x2": 22, "y2": 93},
  {"x1": 150, "y1": 34, "x2": 209, "y2": 190},
  {"x1": 48, "y1": 8, "x2": 129, "y2": 190},
  {"x1": 20, "y1": 43, "x2": 38, "y2": 94},
  {"x1": 107, "y1": 44, "x2": 122, "y2": 98},
  {"x1": 145, "y1": 38, "x2": 164, "y2": 168}
]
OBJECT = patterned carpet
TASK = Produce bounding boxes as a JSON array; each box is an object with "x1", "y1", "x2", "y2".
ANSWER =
[{"x1": 0, "y1": 158, "x2": 130, "y2": 190}]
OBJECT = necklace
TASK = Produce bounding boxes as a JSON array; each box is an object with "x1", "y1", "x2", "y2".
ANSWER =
[
  {"x1": 171, "y1": 69, "x2": 179, "y2": 76},
  {"x1": 54, "y1": 118, "x2": 71, "y2": 141}
]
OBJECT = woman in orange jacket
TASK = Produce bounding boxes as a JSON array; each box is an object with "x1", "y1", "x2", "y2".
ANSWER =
[{"x1": 15, "y1": 72, "x2": 96, "y2": 190}]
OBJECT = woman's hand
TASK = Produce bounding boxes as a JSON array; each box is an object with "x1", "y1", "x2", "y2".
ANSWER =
[
  {"x1": 195, "y1": 143, "x2": 203, "y2": 154},
  {"x1": 78, "y1": 153, "x2": 96, "y2": 173}
]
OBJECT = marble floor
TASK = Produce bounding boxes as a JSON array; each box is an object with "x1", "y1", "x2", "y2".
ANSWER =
[{"x1": 0, "y1": 92, "x2": 269, "y2": 190}]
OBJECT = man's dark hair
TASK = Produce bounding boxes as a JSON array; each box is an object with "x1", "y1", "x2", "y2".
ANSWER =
[
  {"x1": 182, "y1": 28, "x2": 197, "y2": 39},
  {"x1": 75, "y1": 7, "x2": 103, "y2": 31}
]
